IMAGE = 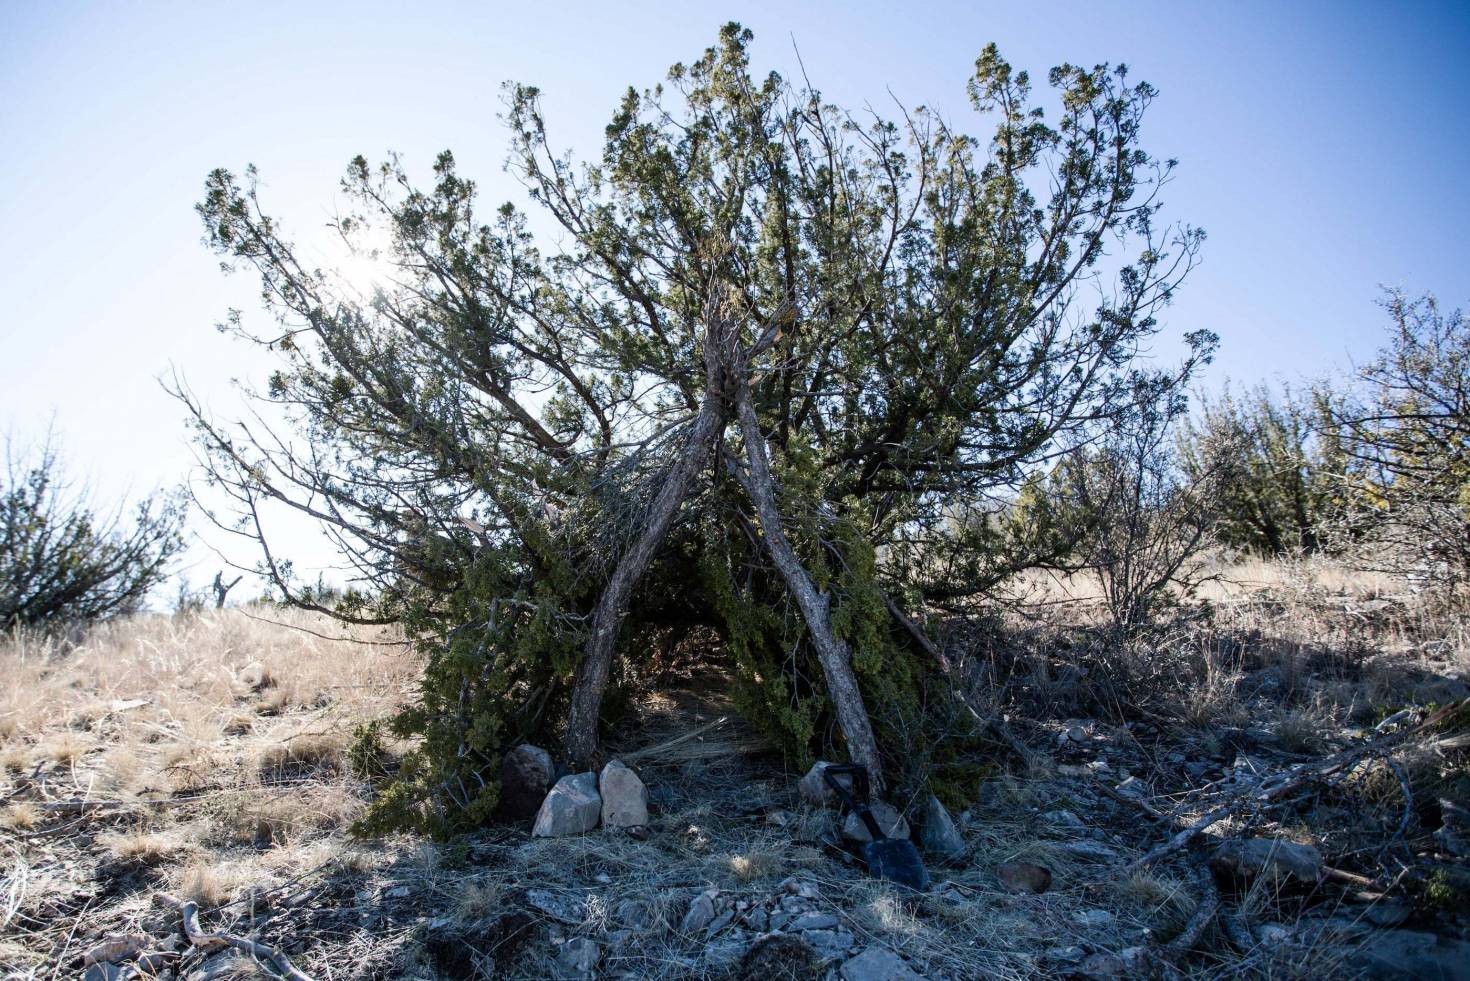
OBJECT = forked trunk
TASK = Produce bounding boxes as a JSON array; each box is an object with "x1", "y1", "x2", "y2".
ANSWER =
[
  {"x1": 733, "y1": 384, "x2": 885, "y2": 790},
  {"x1": 561, "y1": 310, "x2": 735, "y2": 767}
]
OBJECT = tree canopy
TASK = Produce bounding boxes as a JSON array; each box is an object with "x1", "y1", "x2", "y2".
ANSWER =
[{"x1": 180, "y1": 24, "x2": 1208, "y2": 834}]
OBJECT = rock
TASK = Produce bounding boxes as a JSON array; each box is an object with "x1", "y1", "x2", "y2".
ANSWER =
[
  {"x1": 528, "y1": 890, "x2": 590, "y2": 926},
  {"x1": 1114, "y1": 776, "x2": 1148, "y2": 799},
  {"x1": 841, "y1": 801, "x2": 909, "y2": 843},
  {"x1": 780, "y1": 876, "x2": 821, "y2": 899},
  {"x1": 614, "y1": 899, "x2": 652, "y2": 932},
  {"x1": 680, "y1": 891, "x2": 716, "y2": 933},
  {"x1": 1436, "y1": 797, "x2": 1469, "y2": 857},
  {"x1": 1345, "y1": 929, "x2": 1470, "y2": 980},
  {"x1": 598, "y1": 760, "x2": 649, "y2": 828},
  {"x1": 1257, "y1": 923, "x2": 1293, "y2": 944},
  {"x1": 1054, "y1": 839, "x2": 1122, "y2": 863},
  {"x1": 705, "y1": 909, "x2": 735, "y2": 935},
  {"x1": 743, "y1": 908, "x2": 768, "y2": 932},
  {"x1": 532, "y1": 772, "x2": 601, "y2": 837},
  {"x1": 1212, "y1": 838, "x2": 1322, "y2": 884},
  {"x1": 841, "y1": 946, "x2": 923, "y2": 981},
  {"x1": 552, "y1": 937, "x2": 600, "y2": 980},
  {"x1": 1362, "y1": 901, "x2": 1411, "y2": 928},
  {"x1": 917, "y1": 794, "x2": 966, "y2": 860},
  {"x1": 498, "y1": 744, "x2": 555, "y2": 821},
  {"x1": 790, "y1": 911, "x2": 840, "y2": 931},
  {"x1": 803, "y1": 929, "x2": 856, "y2": 961},
  {"x1": 234, "y1": 661, "x2": 270, "y2": 691},
  {"x1": 1072, "y1": 909, "x2": 1114, "y2": 928},
  {"x1": 1076, "y1": 948, "x2": 1150, "y2": 979},
  {"x1": 1044, "y1": 945, "x2": 1086, "y2": 965},
  {"x1": 1043, "y1": 808, "x2": 1087, "y2": 829},
  {"x1": 997, "y1": 861, "x2": 1052, "y2": 894},
  {"x1": 703, "y1": 937, "x2": 750, "y2": 970},
  {"x1": 798, "y1": 761, "x2": 853, "y2": 807}
]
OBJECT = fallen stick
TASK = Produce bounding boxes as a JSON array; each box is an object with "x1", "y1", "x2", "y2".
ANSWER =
[
  {"x1": 1164, "y1": 862, "x2": 1220, "y2": 957},
  {"x1": 156, "y1": 893, "x2": 316, "y2": 981}
]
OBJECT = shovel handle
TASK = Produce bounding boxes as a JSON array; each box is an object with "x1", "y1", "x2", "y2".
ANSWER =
[{"x1": 820, "y1": 764, "x2": 885, "y2": 840}]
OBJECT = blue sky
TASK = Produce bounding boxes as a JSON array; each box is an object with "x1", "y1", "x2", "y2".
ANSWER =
[{"x1": 1, "y1": 1, "x2": 1467, "y2": 585}]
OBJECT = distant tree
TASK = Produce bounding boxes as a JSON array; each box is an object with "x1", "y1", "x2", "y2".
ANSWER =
[
  {"x1": 1332, "y1": 290, "x2": 1470, "y2": 588},
  {"x1": 178, "y1": 25, "x2": 1207, "y2": 833},
  {"x1": 1, "y1": 433, "x2": 187, "y2": 627},
  {"x1": 1178, "y1": 382, "x2": 1357, "y2": 556},
  {"x1": 1020, "y1": 387, "x2": 1225, "y2": 635}
]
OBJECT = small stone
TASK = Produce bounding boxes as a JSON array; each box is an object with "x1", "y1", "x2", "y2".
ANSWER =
[
  {"x1": 1043, "y1": 808, "x2": 1087, "y2": 829},
  {"x1": 553, "y1": 937, "x2": 599, "y2": 980},
  {"x1": 917, "y1": 794, "x2": 966, "y2": 861},
  {"x1": 599, "y1": 760, "x2": 649, "y2": 828},
  {"x1": 780, "y1": 876, "x2": 821, "y2": 899},
  {"x1": 1073, "y1": 909, "x2": 1114, "y2": 928},
  {"x1": 743, "y1": 908, "x2": 768, "y2": 932},
  {"x1": 789, "y1": 911, "x2": 839, "y2": 931},
  {"x1": 1345, "y1": 928, "x2": 1470, "y2": 981},
  {"x1": 497, "y1": 744, "x2": 555, "y2": 821},
  {"x1": 1045, "y1": 945, "x2": 1086, "y2": 964},
  {"x1": 797, "y1": 761, "x2": 852, "y2": 807},
  {"x1": 1055, "y1": 840, "x2": 1122, "y2": 863},
  {"x1": 1257, "y1": 923, "x2": 1293, "y2": 944},
  {"x1": 803, "y1": 929, "x2": 856, "y2": 961},
  {"x1": 533, "y1": 772, "x2": 602, "y2": 837},
  {"x1": 703, "y1": 937, "x2": 750, "y2": 970},
  {"x1": 528, "y1": 890, "x2": 589, "y2": 926},
  {"x1": 841, "y1": 946, "x2": 923, "y2": 981},
  {"x1": 705, "y1": 909, "x2": 735, "y2": 935},
  {"x1": 997, "y1": 861, "x2": 1052, "y2": 894},
  {"x1": 681, "y1": 892, "x2": 716, "y2": 933},
  {"x1": 1212, "y1": 838, "x2": 1322, "y2": 884},
  {"x1": 841, "y1": 801, "x2": 909, "y2": 843}
]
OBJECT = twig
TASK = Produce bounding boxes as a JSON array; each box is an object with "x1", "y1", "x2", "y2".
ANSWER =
[
  {"x1": 1164, "y1": 862, "x2": 1219, "y2": 957},
  {"x1": 156, "y1": 892, "x2": 316, "y2": 981}
]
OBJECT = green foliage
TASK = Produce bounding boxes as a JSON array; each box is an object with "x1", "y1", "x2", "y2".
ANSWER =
[
  {"x1": 2, "y1": 433, "x2": 186, "y2": 627},
  {"x1": 187, "y1": 24, "x2": 1204, "y2": 832},
  {"x1": 1177, "y1": 383, "x2": 1355, "y2": 556}
]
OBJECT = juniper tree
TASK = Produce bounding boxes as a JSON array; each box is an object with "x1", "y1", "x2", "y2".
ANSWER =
[
  {"x1": 2, "y1": 432, "x2": 186, "y2": 627},
  {"x1": 178, "y1": 25, "x2": 1207, "y2": 833}
]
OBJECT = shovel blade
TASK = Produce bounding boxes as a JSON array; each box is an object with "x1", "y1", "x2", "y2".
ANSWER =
[{"x1": 864, "y1": 838, "x2": 930, "y2": 892}]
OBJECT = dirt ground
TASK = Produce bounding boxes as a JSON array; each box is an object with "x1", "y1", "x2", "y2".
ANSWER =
[{"x1": 2, "y1": 558, "x2": 1467, "y2": 979}]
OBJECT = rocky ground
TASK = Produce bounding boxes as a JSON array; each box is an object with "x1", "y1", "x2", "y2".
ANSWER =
[{"x1": 2, "y1": 560, "x2": 1468, "y2": 979}]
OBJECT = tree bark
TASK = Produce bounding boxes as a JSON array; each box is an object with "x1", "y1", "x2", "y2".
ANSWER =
[
  {"x1": 561, "y1": 311, "x2": 734, "y2": 767},
  {"x1": 732, "y1": 384, "x2": 885, "y2": 790}
]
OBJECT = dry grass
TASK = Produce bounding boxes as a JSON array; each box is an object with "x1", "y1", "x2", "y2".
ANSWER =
[{"x1": 0, "y1": 565, "x2": 1462, "y2": 980}]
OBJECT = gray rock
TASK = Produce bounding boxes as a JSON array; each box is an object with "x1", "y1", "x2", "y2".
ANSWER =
[
  {"x1": 780, "y1": 876, "x2": 821, "y2": 899},
  {"x1": 598, "y1": 759, "x2": 649, "y2": 828},
  {"x1": 789, "y1": 911, "x2": 840, "y2": 931},
  {"x1": 498, "y1": 744, "x2": 555, "y2": 821},
  {"x1": 798, "y1": 761, "x2": 852, "y2": 807},
  {"x1": 743, "y1": 908, "x2": 769, "y2": 932},
  {"x1": 705, "y1": 909, "x2": 735, "y2": 935},
  {"x1": 553, "y1": 937, "x2": 600, "y2": 980},
  {"x1": 703, "y1": 937, "x2": 750, "y2": 970},
  {"x1": 528, "y1": 889, "x2": 591, "y2": 925},
  {"x1": 803, "y1": 929, "x2": 856, "y2": 961},
  {"x1": 917, "y1": 794, "x2": 966, "y2": 860},
  {"x1": 681, "y1": 892, "x2": 716, "y2": 933},
  {"x1": 841, "y1": 946, "x2": 922, "y2": 981},
  {"x1": 532, "y1": 772, "x2": 601, "y2": 837},
  {"x1": 1072, "y1": 909, "x2": 1114, "y2": 928},
  {"x1": 1045, "y1": 946, "x2": 1086, "y2": 965},
  {"x1": 841, "y1": 801, "x2": 909, "y2": 843},
  {"x1": 1212, "y1": 838, "x2": 1322, "y2": 884},
  {"x1": 1346, "y1": 929, "x2": 1470, "y2": 980},
  {"x1": 1055, "y1": 839, "x2": 1122, "y2": 862}
]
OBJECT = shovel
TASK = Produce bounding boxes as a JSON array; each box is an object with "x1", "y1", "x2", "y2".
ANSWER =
[{"x1": 821, "y1": 764, "x2": 930, "y2": 892}]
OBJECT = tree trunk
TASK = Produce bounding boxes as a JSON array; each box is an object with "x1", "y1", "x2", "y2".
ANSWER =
[
  {"x1": 733, "y1": 384, "x2": 885, "y2": 790},
  {"x1": 561, "y1": 312, "x2": 733, "y2": 767}
]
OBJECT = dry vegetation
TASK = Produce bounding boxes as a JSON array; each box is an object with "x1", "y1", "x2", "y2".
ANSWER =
[{"x1": 2, "y1": 559, "x2": 1467, "y2": 979}]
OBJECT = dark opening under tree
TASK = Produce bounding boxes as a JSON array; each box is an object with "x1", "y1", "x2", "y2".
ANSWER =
[{"x1": 178, "y1": 25, "x2": 1209, "y2": 834}]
